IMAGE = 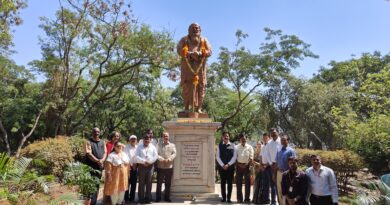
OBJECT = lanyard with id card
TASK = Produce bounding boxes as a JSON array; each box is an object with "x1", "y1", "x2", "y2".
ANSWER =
[{"x1": 288, "y1": 172, "x2": 296, "y2": 193}]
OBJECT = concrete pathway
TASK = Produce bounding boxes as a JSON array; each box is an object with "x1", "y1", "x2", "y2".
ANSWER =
[{"x1": 98, "y1": 183, "x2": 278, "y2": 205}]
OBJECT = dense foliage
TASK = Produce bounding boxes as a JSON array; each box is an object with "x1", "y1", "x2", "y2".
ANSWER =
[
  {"x1": 0, "y1": 0, "x2": 27, "y2": 52},
  {"x1": 63, "y1": 162, "x2": 101, "y2": 198},
  {"x1": 0, "y1": 0, "x2": 389, "y2": 179}
]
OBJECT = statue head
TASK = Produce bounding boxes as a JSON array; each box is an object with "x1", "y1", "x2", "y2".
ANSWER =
[{"x1": 188, "y1": 23, "x2": 201, "y2": 38}]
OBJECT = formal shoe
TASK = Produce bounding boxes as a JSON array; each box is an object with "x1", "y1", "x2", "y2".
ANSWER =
[
  {"x1": 244, "y1": 199, "x2": 251, "y2": 203},
  {"x1": 237, "y1": 200, "x2": 243, "y2": 203},
  {"x1": 155, "y1": 199, "x2": 161, "y2": 202},
  {"x1": 227, "y1": 199, "x2": 232, "y2": 203},
  {"x1": 145, "y1": 201, "x2": 152, "y2": 204},
  {"x1": 138, "y1": 200, "x2": 145, "y2": 204},
  {"x1": 221, "y1": 199, "x2": 226, "y2": 202},
  {"x1": 164, "y1": 199, "x2": 172, "y2": 202}
]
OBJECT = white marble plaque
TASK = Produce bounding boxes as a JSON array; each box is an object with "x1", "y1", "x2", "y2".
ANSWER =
[
  {"x1": 162, "y1": 119, "x2": 220, "y2": 193},
  {"x1": 181, "y1": 142, "x2": 202, "y2": 178}
]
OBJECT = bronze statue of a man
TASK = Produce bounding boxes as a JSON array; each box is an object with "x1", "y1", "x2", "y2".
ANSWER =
[{"x1": 177, "y1": 23, "x2": 212, "y2": 113}]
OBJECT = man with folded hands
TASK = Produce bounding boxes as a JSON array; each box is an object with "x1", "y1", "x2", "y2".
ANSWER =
[
  {"x1": 235, "y1": 133, "x2": 254, "y2": 203},
  {"x1": 135, "y1": 135, "x2": 158, "y2": 204},
  {"x1": 216, "y1": 131, "x2": 237, "y2": 203}
]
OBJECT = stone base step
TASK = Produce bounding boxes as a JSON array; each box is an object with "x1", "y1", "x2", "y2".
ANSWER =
[{"x1": 171, "y1": 192, "x2": 219, "y2": 201}]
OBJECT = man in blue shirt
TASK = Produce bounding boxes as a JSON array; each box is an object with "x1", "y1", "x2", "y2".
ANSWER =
[{"x1": 276, "y1": 134, "x2": 296, "y2": 205}]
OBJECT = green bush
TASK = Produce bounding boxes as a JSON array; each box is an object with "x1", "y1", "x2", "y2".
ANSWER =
[
  {"x1": 63, "y1": 162, "x2": 101, "y2": 198},
  {"x1": 296, "y1": 149, "x2": 364, "y2": 193},
  {"x1": 68, "y1": 135, "x2": 87, "y2": 163},
  {"x1": 20, "y1": 136, "x2": 74, "y2": 177}
]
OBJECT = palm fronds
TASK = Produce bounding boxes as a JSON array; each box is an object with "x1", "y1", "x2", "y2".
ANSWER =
[
  {"x1": 0, "y1": 152, "x2": 9, "y2": 181},
  {"x1": 380, "y1": 174, "x2": 390, "y2": 205},
  {"x1": 8, "y1": 157, "x2": 32, "y2": 182},
  {"x1": 354, "y1": 179, "x2": 390, "y2": 205},
  {"x1": 36, "y1": 176, "x2": 49, "y2": 194}
]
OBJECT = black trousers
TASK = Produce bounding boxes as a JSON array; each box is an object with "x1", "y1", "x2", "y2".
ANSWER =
[
  {"x1": 236, "y1": 165, "x2": 250, "y2": 202},
  {"x1": 156, "y1": 168, "x2": 173, "y2": 200},
  {"x1": 125, "y1": 168, "x2": 138, "y2": 201},
  {"x1": 219, "y1": 167, "x2": 234, "y2": 201},
  {"x1": 259, "y1": 168, "x2": 271, "y2": 204},
  {"x1": 310, "y1": 194, "x2": 333, "y2": 205},
  {"x1": 138, "y1": 164, "x2": 154, "y2": 202},
  {"x1": 262, "y1": 166, "x2": 277, "y2": 204}
]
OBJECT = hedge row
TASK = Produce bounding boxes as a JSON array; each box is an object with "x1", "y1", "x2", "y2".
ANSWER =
[
  {"x1": 20, "y1": 136, "x2": 86, "y2": 177},
  {"x1": 296, "y1": 148, "x2": 364, "y2": 193}
]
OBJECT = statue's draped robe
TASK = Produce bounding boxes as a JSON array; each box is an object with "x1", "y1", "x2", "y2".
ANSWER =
[{"x1": 177, "y1": 36, "x2": 211, "y2": 110}]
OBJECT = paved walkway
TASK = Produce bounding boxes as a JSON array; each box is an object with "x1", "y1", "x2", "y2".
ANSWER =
[{"x1": 98, "y1": 183, "x2": 279, "y2": 205}]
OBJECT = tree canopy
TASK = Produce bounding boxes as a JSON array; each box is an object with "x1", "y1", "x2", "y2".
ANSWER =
[{"x1": 0, "y1": 0, "x2": 389, "y2": 174}]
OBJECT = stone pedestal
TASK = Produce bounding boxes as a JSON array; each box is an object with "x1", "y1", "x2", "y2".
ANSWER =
[{"x1": 162, "y1": 118, "x2": 220, "y2": 193}]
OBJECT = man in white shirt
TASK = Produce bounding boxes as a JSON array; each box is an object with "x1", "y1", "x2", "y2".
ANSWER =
[
  {"x1": 235, "y1": 133, "x2": 254, "y2": 203},
  {"x1": 124, "y1": 135, "x2": 138, "y2": 202},
  {"x1": 135, "y1": 135, "x2": 158, "y2": 204},
  {"x1": 216, "y1": 131, "x2": 237, "y2": 203},
  {"x1": 306, "y1": 155, "x2": 338, "y2": 205},
  {"x1": 264, "y1": 128, "x2": 281, "y2": 205}
]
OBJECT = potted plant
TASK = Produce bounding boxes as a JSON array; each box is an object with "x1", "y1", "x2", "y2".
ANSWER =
[{"x1": 63, "y1": 162, "x2": 101, "y2": 205}]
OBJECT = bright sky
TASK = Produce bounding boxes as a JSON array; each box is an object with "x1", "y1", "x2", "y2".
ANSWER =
[{"x1": 11, "y1": 0, "x2": 390, "y2": 87}]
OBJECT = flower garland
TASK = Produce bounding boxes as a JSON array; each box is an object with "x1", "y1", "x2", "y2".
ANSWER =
[{"x1": 182, "y1": 37, "x2": 207, "y2": 86}]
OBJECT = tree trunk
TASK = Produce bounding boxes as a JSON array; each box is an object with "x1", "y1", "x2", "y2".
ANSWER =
[
  {"x1": 15, "y1": 111, "x2": 42, "y2": 158},
  {"x1": 0, "y1": 118, "x2": 11, "y2": 156}
]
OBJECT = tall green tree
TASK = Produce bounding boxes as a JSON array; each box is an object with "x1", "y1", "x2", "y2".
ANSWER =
[
  {"x1": 264, "y1": 75, "x2": 352, "y2": 149},
  {"x1": 314, "y1": 52, "x2": 390, "y2": 91},
  {"x1": 31, "y1": 0, "x2": 178, "y2": 136},
  {"x1": 210, "y1": 28, "x2": 318, "y2": 131},
  {"x1": 81, "y1": 83, "x2": 178, "y2": 139},
  {"x1": 263, "y1": 75, "x2": 306, "y2": 146},
  {"x1": 0, "y1": 0, "x2": 27, "y2": 52},
  {"x1": 204, "y1": 85, "x2": 266, "y2": 140},
  {"x1": 332, "y1": 68, "x2": 390, "y2": 173},
  {"x1": 0, "y1": 56, "x2": 43, "y2": 156}
]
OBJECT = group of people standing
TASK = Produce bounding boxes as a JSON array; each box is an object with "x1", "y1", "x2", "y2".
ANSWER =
[
  {"x1": 84, "y1": 127, "x2": 176, "y2": 205},
  {"x1": 82, "y1": 126, "x2": 338, "y2": 205},
  {"x1": 216, "y1": 128, "x2": 339, "y2": 205}
]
